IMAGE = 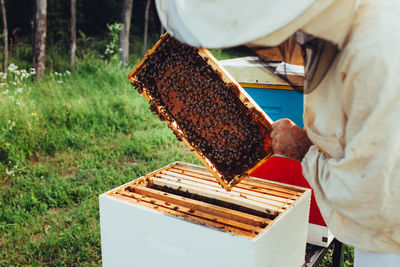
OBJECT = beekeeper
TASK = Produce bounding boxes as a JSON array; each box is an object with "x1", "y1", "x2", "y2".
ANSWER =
[{"x1": 155, "y1": 0, "x2": 400, "y2": 265}]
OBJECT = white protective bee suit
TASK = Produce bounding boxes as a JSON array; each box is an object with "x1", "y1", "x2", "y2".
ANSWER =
[{"x1": 155, "y1": 0, "x2": 400, "y2": 264}]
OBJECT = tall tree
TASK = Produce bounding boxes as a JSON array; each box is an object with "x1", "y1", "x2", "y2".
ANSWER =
[
  {"x1": 142, "y1": 0, "x2": 151, "y2": 56},
  {"x1": 33, "y1": 0, "x2": 47, "y2": 79},
  {"x1": 0, "y1": 0, "x2": 7, "y2": 73},
  {"x1": 70, "y1": 0, "x2": 76, "y2": 69},
  {"x1": 119, "y1": 0, "x2": 133, "y2": 68}
]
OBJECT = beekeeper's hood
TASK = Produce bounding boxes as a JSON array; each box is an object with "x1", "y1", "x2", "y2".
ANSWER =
[
  {"x1": 155, "y1": 0, "x2": 358, "y2": 49},
  {"x1": 155, "y1": 0, "x2": 359, "y2": 93}
]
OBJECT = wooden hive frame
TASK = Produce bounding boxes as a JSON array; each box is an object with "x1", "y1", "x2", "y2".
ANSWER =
[
  {"x1": 107, "y1": 162, "x2": 306, "y2": 238},
  {"x1": 127, "y1": 33, "x2": 274, "y2": 191}
]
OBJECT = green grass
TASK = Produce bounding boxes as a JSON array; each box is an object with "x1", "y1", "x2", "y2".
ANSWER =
[
  {"x1": 0, "y1": 40, "x2": 353, "y2": 266},
  {"x1": 0, "y1": 50, "x2": 202, "y2": 265}
]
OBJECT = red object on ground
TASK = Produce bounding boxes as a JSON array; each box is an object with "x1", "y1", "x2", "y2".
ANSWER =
[{"x1": 251, "y1": 156, "x2": 326, "y2": 226}]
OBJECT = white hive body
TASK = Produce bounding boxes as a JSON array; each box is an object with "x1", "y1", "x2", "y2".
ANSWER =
[{"x1": 99, "y1": 162, "x2": 311, "y2": 267}]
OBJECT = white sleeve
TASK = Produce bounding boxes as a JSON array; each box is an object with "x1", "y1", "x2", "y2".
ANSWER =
[{"x1": 301, "y1": 45, "x2": 400, "y2": 249}]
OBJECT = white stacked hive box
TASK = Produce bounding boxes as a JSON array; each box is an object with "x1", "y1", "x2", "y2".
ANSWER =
[{"x1": 100, "y1": 162, "x2": 311, "y2": 267}]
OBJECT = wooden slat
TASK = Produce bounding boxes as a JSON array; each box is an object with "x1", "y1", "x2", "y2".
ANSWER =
[
  {"x1": 113, "y1": 192, "x2": 257, "y2": 238},
  {"x1": 242, "y1": 176, "x2": 305, "y2": 193},
  {"x1": 239, "y1": 83, "x2": 296, "y2": 90},
  {"x1": 156, "y1": 173, "x2": 288, "y2": 210},
  {"x1": 127, "y1": 184, "x2": 272, "y2": 227},
  {"x1": 162, "y1": 170, "x2": 292, "y2": 207},
  {"x1": 166, "y1": 166, "x2": 297, "y2": 202},
  {"x1": 118, "y1": 190, "x2": 263, "y2": 233},
  {"x1": 172, "y1": 165, "x2": 303, "y2": 196},
  {"x1": 167, "y1": 166, "x2": 298, "y2": 201},
  {"x1": 152, "y1": 176, "x2": 283, "y2": 215}
]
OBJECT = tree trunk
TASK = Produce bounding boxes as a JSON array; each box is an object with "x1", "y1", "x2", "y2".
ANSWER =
[
  {"x1": 32, "y1": 0, "x2": 36, "y2": 48},
  {"x1": 33, "y1": 0, "x2": 47, "y2": 79},
  {"x1": 119, "y1": 0, "x2": 133, "y2": 68},
  {"x1": 142, "y1": 0, "x2": 151, "y2": 56},
  {"x1": 70, "y1": 0, "x2": 76, "y2": 70},
  {"x1": 0, "y1": 0, "x2": 8, "y2": 73}
]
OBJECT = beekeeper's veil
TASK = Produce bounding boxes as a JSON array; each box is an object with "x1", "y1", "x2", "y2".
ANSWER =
[{"x1": 155, "y1": 0, "x2": 358, "y2": 93}]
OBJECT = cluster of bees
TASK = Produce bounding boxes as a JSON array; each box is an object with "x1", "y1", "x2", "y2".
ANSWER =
[{"x1": 132, "y1": 36, "x2": 268, "y2": 182}]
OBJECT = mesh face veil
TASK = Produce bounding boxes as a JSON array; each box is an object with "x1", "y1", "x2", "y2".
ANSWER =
[
  {"x1": 249, "y1": 31, "x2": 339, "y2": 94},
  {"x1": 296, "y1": 31, "x2": 339, "y2": 93}
]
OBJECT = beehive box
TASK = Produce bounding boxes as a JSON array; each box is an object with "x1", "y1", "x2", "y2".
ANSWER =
[
  {"x1": 128, "y1": 33, "x2": 274, "y2": 191},
  {"x1": 99, "y1": 162, "x2": 311, "y2": 267},
  {"x1": 219, "y1": 56, "x2": 304, "y2": 128}
]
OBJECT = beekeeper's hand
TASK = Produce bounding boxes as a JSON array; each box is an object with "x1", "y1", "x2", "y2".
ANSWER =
[{"x1": 270, "y1": 119, "x2": 313, "y2": 161}]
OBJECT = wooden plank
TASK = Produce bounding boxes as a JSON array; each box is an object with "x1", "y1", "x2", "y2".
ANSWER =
[
  {"x1": 112, "y1": 192, "x2": 257, "y2": 238},
  {"x1": 155, "y1": 173, "x2": 288, "y2": 210},
  {"x1": 170, "y1": 165, "x2": 301, "y2": 198},
  {"x1": 169, "y1": 168, "x2": 296, "y2": 200},
  {"x1": 239, "y1": 83, "x2": 296, "y2": 90},
  {"x1": 164, "y1": 167, "x2": 297, "y2": 202},
  {"x1": 242, "y1": 176, "x2": 305, "y2": 193},
  {"x1": 118, "y1": 190, "x2": 263, "y2": 233},
  {"x1": 126, "y1": 184, "x2": 272, "y2": 227},
  {"x1": 172, "y1": 164, "x2": 304, "y2": 195},
  {"x1": 152, "y1": 177, "x2": 283, "y2": 216},
  {"x1": 162, "y1": 170, "x2": 293, "y2": 206}
]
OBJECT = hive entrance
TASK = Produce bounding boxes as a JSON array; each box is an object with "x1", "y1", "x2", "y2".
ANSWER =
[
  {"x1": 128, "y1": 34, "x2": 273, "y2": 191},
  {"x1": 108, "y1": 162, "x2": 304, "y2": 238}
]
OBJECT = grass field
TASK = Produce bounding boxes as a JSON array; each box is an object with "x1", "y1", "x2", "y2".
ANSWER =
[
  {"x1": 0, "y1": 51, "x2": 202, "y2": 265},
  {"x1": 0, "y1": 39, "x2": 353, "y2": 266}
]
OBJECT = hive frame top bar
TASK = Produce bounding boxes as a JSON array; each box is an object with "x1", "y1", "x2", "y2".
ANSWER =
[{"x1": 128, "y1": 33, "x2": 274, "y2": 191}]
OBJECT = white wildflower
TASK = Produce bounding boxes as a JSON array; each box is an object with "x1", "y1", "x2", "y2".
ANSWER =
[
  {"x1": 7, "y1": 63, "x2": 18, "y2": 72},
  {"x1": 16, "y1": 101, "x2": 21, "y2": 105},
  {"x1": 2, "y1": 89, "x2": 9, "y2": 95},
  {"x1": 7, "y1": 121, "x2": 15, "y2": 130},
  {"x1": 57, "y1": 80, "x2": 63, "y2": 84},
  {"x1": 14, "y1": 165, "x2": 18, "y2": 169},
  {"x1": 17, "y1": 88, "x2": 23, "y2": 93},
  {"x1": 20, "y1": 69, "x2": 29, "y2": 79},
  {"x1": 5, "y1": 168, "x2": 15, "y2": 176},
  {"x1": 0, "y1": 83, "x2": 5, "y2": 87}
]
